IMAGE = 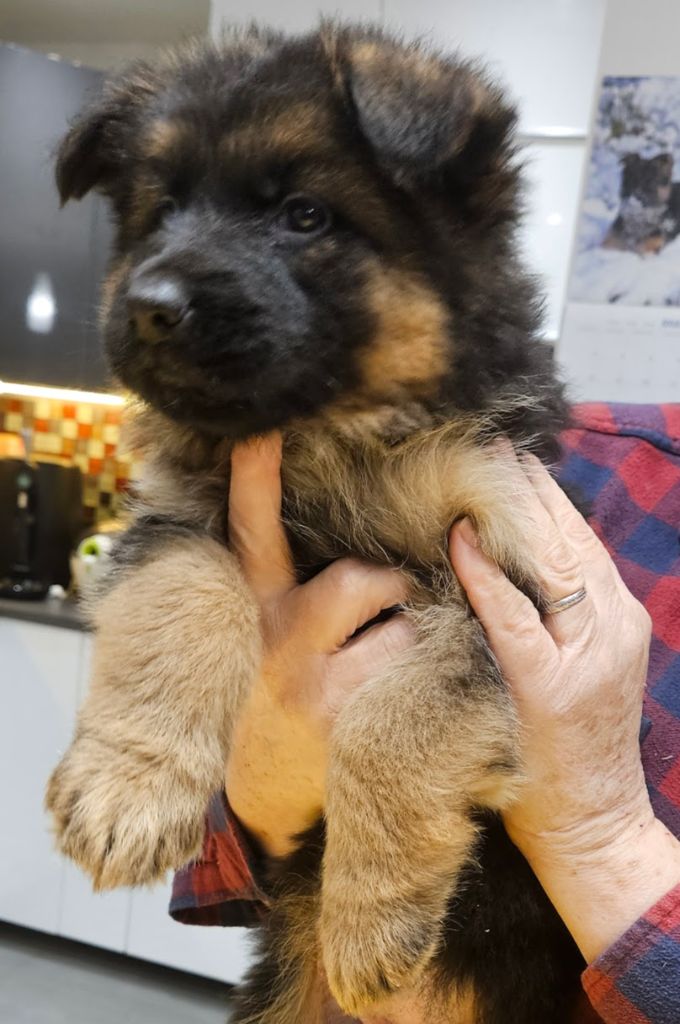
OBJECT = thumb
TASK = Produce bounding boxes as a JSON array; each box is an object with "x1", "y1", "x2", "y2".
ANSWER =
[{"x1": 290, "y1": 558, "x2": 410, "y2": 654}]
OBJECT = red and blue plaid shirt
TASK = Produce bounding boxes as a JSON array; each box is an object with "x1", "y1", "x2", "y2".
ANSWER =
[{"x1": 171, "y1": 403, "x2": 680, "y2": 1024}]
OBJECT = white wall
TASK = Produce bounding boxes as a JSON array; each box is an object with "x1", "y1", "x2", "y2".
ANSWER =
[
  {"x1": 598, "y1": 0, "x2": 680, "y2": 76},
  {"x1": 210, "y1": 0, "x2": 607, "y2": 339}
]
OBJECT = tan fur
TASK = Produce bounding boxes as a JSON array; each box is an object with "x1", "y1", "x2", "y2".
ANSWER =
[
  {"x1": 126, "y1": 174, "x2": 166, "y2": 235},
  {"x1": 99, "y1": 254, "x2": 132, "y2": 326},
  {"x1": 46, "y1": 536, "x2": 261, "y2": 889},
  {"x1": 283, "y1": 415, "x2": 542, "y2": 583},
  {"x1": 144, "y1": 117, "x2": 185, "y2": 160},
  {"x1": 219, "y1": 103, "x2": 331, "y2": 161},
  {"x1": 359, "y1": 267, "x2": 449, "y2": 400},
  {"x1": 320, "y1": 597, "x2": 521, "y2": 1016}
]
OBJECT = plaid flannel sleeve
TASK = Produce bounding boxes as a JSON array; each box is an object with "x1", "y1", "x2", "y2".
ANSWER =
[
  {"x1": 582, "y1": 883, "x2": 680, "y2": 1024},
  {"x1": 169, "y1": 790, "x2": 270, "y2": 927}
]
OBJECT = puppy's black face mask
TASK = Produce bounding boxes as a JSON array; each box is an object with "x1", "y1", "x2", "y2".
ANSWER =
[
  {"x1": 56, "y1": 28, "x2": 528, "y2": 438},
  {"x1": 101, "y1": 124, "x2": 385, "y2": 437}
]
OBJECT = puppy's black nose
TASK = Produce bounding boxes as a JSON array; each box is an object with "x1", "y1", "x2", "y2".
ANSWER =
[{"x1": 127, "y1": 276, "x2": 188, "y2": 344}]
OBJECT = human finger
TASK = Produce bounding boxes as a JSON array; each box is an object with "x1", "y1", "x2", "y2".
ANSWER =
[
  {"x1": 449, "y1": 518, "x2": 556, "y2": 683},
  {"x1": 292, "y1": 558, "x2": 410, "y2": 653},
  {"x1": 488, "y1": 457, "x2": 593, "y2": 645},
  {"x1": 520, "y1": 453, "x2": 621, "y2": 599},
  {"x1": 229, "y1": 433, "x2": 295, "y2": 604},
  {"x1": 326, "y1": 615, "x2": 416, "y2": 709}
]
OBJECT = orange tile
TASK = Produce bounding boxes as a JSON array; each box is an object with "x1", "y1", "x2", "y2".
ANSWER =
[
  {"x1": 63, "y1": 403, "x2": 76, "y2": 418},
  {"x1": 104, "y1": 443, "x2": 117, "y2": 457},
  {"x1": 62, "y1": 438, "x2": 76, "y2": 456},
  {"x1": 104, "y1": 409, "x2": 121, "y2": 426},
  {"x1": 78, "y1": 423, "x2": 92, "y2": 439},
  {"x1": 9, "y1": 399, "x2": 22, "y2": 413},
  {"x1": 89, "y1": 458, "x2": 103, "y2": 474},
  {"x1": 34, "y1": 419, "x2": 48, "y2": 432}
]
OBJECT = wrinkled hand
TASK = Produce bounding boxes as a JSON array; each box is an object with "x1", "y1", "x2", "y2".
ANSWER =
[
  {"x1": 225, "y1": 434, "x2": 413, "y2": 857},
  {"x1": 451, "y1": 451, "x2": 653, "y2": 858},
  {"x1": 450, "y1": 452, "x2": 680, "y2": 962}
]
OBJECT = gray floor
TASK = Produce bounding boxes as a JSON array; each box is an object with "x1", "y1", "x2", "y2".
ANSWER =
[{"x1": 0, "y1": 924, "x2": 233, "y2": 1024}]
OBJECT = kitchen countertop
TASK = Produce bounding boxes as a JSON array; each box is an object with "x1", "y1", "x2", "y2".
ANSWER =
[{"x1": 0, "y1": 594, "x2": 87, "y2": 631}]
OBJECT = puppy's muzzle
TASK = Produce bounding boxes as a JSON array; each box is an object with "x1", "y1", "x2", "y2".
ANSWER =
[{"x1": 127, "y1": 272, "x2": 189, "y2": 345}]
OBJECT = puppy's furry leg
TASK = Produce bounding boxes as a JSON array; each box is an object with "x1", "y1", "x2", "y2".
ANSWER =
[
  {"x1": 46, "y1": 534, "x2": 260, "y2": 889},
  {"x1": 321, "y1": 602, "x2": 522, "y2": 1017}
]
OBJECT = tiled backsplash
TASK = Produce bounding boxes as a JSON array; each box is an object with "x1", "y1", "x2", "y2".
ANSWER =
[{"x1": 0, "y1": 395, "x2": 135, "y2": 520}]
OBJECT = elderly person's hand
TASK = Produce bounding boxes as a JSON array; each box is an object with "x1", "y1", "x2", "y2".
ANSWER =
[
  {"x1": 225, "y1": 434, "x2": 413, "y2": 858},
  {"x1": 449, "y1": 451, "x2": 680, "y2": 962}
]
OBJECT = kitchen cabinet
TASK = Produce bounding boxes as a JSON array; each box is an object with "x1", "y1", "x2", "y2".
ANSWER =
[
  {"x1": 0, "y1": 44, "x2": 112, "y2": 392},
  {"x1": 127, "y1": 884, "x2": 253, "y2": 984},
  {"x1": 0, "y1": 619, "x2": 82, "y2": 933},
  {"x1": 0, "y1": 616, "x2": 253, "y2": 983}
]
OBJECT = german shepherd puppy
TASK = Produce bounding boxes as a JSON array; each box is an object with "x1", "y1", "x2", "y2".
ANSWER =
[
  {"x1": 602, "y1": 151, "x2": 677, "y2": 255},
  {"x1": 46, "y1": 24, "x2": 584, "y2": 1024}
]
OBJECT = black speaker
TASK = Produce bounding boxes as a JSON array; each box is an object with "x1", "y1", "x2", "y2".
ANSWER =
[{"x1": 0, "y1": 459, "x2": 83, "y2": 598}]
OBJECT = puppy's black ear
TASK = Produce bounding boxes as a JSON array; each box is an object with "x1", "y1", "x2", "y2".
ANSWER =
[
  {"x1": 56, "y1": 108, "x2": 111, "y2": 204},
  {"x1": 343, "y1": 35, "x2": 517, "y2": 185},
  {"x1": 56, "y1": 78, "x2": 140, "y2": 205}
]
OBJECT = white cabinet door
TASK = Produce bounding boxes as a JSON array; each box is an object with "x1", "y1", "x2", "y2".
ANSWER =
[
  {"x1": 58, "y1": 634, "x2": 133, "y2": 951},
  {"x1": 0, "y1": 619, "x2": 81, "y2": 933},
  {"x1": 127, "y1": 881, "x2": 254, "y2": 984}
]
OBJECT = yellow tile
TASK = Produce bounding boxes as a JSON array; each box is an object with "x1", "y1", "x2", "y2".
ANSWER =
[
  {"x1": 103, "y1": 423, "x2": 119, "y2": 445},
  {"x1": 76, "y1": 404, "x2": 93, "y2": 425},
  {"x1": 61, "y1": 419, "x2": 77, "y2": 439},
  {"x1": 5, "y1": 412, "x2": 23, "y2": 433},
  {"x1": 88, "y1": 439, "x2": 105, "y2": 459},
  {"x1": 34, "y1": 433, "x2": 62, "y2": 454},
  {"x1": 32, "y1": 434, "x2": 50, "y2": 452},
  {"x1": 73, "y1": 454, "x2": 89, "y2": 474},
  {"x1": 35, "y1": 399, "x2": 51, "y2": 419}
]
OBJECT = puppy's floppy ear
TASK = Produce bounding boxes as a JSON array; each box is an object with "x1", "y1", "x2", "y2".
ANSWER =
[
  {"x1": 342, "y1": 34, "x2": 516, "y2": 185},
  {"x1": 56, "y1": 80, "x2": 140, "y2": 204},
  {"x1": 56, "y1": 108, "x2": 112, "y2": 204}
]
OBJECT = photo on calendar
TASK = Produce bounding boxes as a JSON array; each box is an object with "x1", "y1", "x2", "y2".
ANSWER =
[{"x1": 569, "y1": 75, "x2": 680, "y2": 306}]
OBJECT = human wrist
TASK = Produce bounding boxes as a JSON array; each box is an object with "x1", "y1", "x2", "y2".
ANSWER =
[
  {"x1": 226, "y1": 681, "x2": 325, "y2": 859},
  {"x1": 519, "y1": 814, "x2": 680, "y2": 963}
]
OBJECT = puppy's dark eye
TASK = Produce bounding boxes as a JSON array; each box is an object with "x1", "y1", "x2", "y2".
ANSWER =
[
  {"x1": 281, "y1": 195, "x2": 331, "y2": 235},
  {"x1": 156, "y1": 197, "x2": 178, "y2": 219}
]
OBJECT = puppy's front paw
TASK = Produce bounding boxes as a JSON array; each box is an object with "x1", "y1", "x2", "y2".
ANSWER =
[
  {"x1": 46, "y1": 733, "x2": 207, "y2": 889},
  {"x1": 320, "y1": 893, "x2": 438, "y2": 1017}
]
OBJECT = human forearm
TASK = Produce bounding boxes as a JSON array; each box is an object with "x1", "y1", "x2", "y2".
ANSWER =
[
  {"x1": 226, "y1": 682, "x2": 326, "y2": 859},
  {"x1": 516, "y1": 815, "x2": 680, "y2": 964}
]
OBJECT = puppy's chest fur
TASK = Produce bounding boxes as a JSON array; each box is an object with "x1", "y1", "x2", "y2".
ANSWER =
[{"x1": 133, "y1": 408, "x2": 529, "y2": 589}]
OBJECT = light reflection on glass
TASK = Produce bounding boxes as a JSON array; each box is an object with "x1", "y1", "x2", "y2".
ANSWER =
[{"x1": 25, "y1": 272, "x2": 56, "y2": 334}]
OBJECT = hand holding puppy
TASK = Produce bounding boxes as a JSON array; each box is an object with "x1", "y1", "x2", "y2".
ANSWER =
[{"x1": 228, "y1": 436, "x2": 680, "y2": 969}]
